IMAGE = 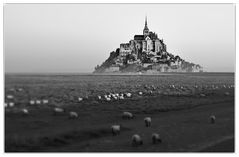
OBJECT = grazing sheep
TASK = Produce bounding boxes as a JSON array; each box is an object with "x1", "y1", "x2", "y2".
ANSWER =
[
  {"x1": 144, "y1": 117, "x2": 152, "y2": 127},
  {"x1": 106, "y1": 97, "x2": 111, "y2": 101},
  {"x1": 210, "y1": 115, "x2": 216, "y2": 124},
  {"x1": 6, "y1": 95, "x2": 14, "y2": 99},
  {"x1": 78, "y1": 97, "x2": 83, "y2": 102},
  {"x1": 42, "y1": 99, "x2": 48, "y2": 104},
  {"x1": 200, "y1": 93, "x2": 206, "y2": 97},
  {"x1": 122, "y1": 112, "x2": 134, "y2": 119},
  {"x1": 98, "y1": 96, "x2": 102, "y2": 100},
  {"x1": 111, "y1": 125, "x2": 121, "y2": 136},
  {"x1": 9, "y1": 88, "x2": 15, "y2": 92},
  {"x1": 22, "y1": 108, "x2": 29, "y2": 115},
  {"x1": 126, "y1": 93, "x2": 132, "y2": 98},
  {"x1": 69, "y1": 112, "x2": 78, "y2": 119},
  {"x1": 53, "y1": 107, "x2": 65, "y2": 114},
  {"x1": 119, "y1": 95, "x2": 124, "y2": 100},
  {"x1": 152, "y1": 133, "x2": 162, "y2": 144},
  {"x1": 132, "y1": 134, "x2": 143, "y2": 146},
  {"x1": 113, "y1": 96, "x2": 118, "y2": 100},
  {"x1": 36, "y1": 100, "x2": 41, "y2": 105},
  {"x1": 29, "y1": 100, "x2": 35, "y2": 105},
  {"x1": 224, "y1": 92, "x2": 230, "y2": 96},
  {"x1": 139, "y1": 92, "x2": 143, "y2": 95},
  {"x1": 18, "y1": 88, "x2": 23, "y2": 92},
  {"x1": 9, "y1": 102, "x2": 14, "y2": 107}
]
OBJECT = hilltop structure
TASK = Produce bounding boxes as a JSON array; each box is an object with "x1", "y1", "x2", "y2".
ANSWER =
[{"x1": 94, "y1": 17, "x2": 203, "y2": 73}]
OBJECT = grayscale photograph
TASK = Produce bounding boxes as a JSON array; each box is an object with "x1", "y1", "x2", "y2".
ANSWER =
[{"x1": 4, "y1": 3, "x2": 235, "y2": 152}]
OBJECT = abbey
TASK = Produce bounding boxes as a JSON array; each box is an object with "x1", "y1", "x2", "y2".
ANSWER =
[
  {"x1": 119, "y1": 17, "x2": 167, "y2": 60},
  {"x1": 94, "y1": 17, "x2": 203, "y2": 73}
]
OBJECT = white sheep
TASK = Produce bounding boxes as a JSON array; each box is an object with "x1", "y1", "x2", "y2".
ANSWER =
[
  {"x1": 144, "y1": 117, "x2": 152, "y2": 127},
  {"x1": 29, "y1": 100, "x2": 35, "y2": 105},
  {"x1": 53, "y1": 107, "x2": 65, "y2": 114},
  {"x1": 200, "y1": 93, "x2": 206, "y2": 97},
  {"x1": 78, "y1": 97, "x2": 83, "y2": 102},
  {"x1": 119, "y1": 95, "x2": 124, "y2": 100},
  {"x1": 113, "y1": 96, "x2": 118, "y2": 100},
  {"x1": 36, "y1": 100, "x2": 41, "y2": 105},
  {"x1": 98, "y1": 96, "x2": 102, "y2": 100},
  {"x1": 139, "y1": 92, "x2": 143, "y2": 95},
  {"x1": 210, "y1": 115, "x2": 216, "y2": 124},
  {"x1": 69, "y1": 111, "x2": 78, "y2": 119},
  {"x1": 42, "y1": 99, "x2": 48, "y2": 104},
  {"x1": 6, "y1": 95, "x2": 14, "y2": 99},
  {"x1": 132, "y1": 134, "x2": 143, "y2": 146},
  {"x1": 22, "y1": 108, "x2": 29, "y2": 115},
  {"x1": 4, "y1": 103, "x2": 8, "y2": 108},
  {"x1": 152, "y1": 133, "x2": 162, "y2": 144},
  {"x1": 126, "y1": 93, "x2": 132, "y2": 98},
  {"x1": 106, "y1": 97, "x2": 111, "y2": 101},
  {"x1": 224, "y1": 92, "x2": 230, "y2": 96},
  {"x1": 122, "y1": 112, "x2": 134, "y2": 119},
  {"x1": 9, "y1": 102, "x2": 14, "y2": 107},
  {"x1": 111, "y1": 125, "x2": 121, "y2": 136},
  {"x1": 18, "y1": 88, "x2": 23, "y2": 92}
]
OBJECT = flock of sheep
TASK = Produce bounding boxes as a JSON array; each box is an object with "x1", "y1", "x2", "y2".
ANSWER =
[
  {"x1": 111, "y1": 112, "x2": 160, "y2": 146},
  {"x1": 112, "y1": 111, "x2": 216, "y2": 146},
  {"x1": 5, "y1": 83, "x2": 231, "y2": 147},
  {"x1": 4, "y1": 83, "x2": 233, "y2": 113}
]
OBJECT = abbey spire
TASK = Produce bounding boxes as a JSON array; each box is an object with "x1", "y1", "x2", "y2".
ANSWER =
[{"x1": 143, "y1": 16, "x2": 149, "y2": 37}]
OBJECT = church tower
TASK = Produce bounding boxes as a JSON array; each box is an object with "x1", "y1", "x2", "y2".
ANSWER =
[{"x1": 143, "y1": 16, "x2": 149, "y2": 37}]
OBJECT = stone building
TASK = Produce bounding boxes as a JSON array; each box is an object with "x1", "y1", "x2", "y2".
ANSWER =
[{"x1": 119, "y1": 17, "x2": 167, "y2": 58}]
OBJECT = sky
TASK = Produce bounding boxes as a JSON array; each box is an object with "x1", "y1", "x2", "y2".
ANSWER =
[{"x1": 4, "y1": 4, "x2": 235, "y2": 73}]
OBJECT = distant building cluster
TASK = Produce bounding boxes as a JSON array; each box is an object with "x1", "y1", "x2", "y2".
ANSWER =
[
  {"x1": 119, "y1": 17, "x2": 166, "y2": 59},
  {"x1": 94, "y1": 17, "x2": 203, "y2": 73}
]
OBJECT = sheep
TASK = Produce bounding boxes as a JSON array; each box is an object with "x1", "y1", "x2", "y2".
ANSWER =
[
  {"x1": 111, "y1": 125, "x2": 121, "y2": 136},
  {"x1": 98, "y1": 96, "x2": 102, "y2": 100},
  {"x1": 126, "y1": 93, "x2": 132, "y2": 98},
  {"x1": 132, "y1": 134, "x2": 143, "y2": 146},
  {"x1": 6, "y1": 95, "x2": 14, "y2": 99},
  {"x1": 122, "y1": 112, "x2": 134, "y2": 119},
  {"x1": 9, "y1": 102, "x2": 14, "y2": 107},
  {"x1": 36, "y1": 100, "x2": 41, "y2": 105},
  {"x1": 104, "y1": 95, "x2": 108, "y2": 99},
  {"x1": 9, "y1": 88, "x2": 15, "y2": 92},
  {"x1": 78, "y1": 97, "x2": 83, "y2": 102},
  {"x1": 152, "y1": 133, "x2": 162, "y2": 144},
  {"x1": 4, "y1": 103, "x2": 8, "y2": 108},
  {"x1": 119, "y1": 95, "x2": 124, "y2": 100},
  {"x1": 139, "y1": 92, "x2": 143, "y2": 95},
  {"x1": 29, "y1": 100, "x2": 35, "y2": 105},
  {"x1": 22, "y1": 108, "x2": 29, "y2": 115},
  {"x1": 200, "y1": 93, "x2": 206, "y2": 97},
  {"x1": 42, "y1": 99, "x2": 48, "y2": 104},
  {"x1": 69, "y1": 111, "x2": 78, "y2": 119},
  {"x1": 224, "y1": 92, "x2": 230, "y2": 96},
  {"x1": 53, "y1": 107, "x2": 65, "y2": 115},
  {"x1": 210, "y1": 115, "x2": 216, "y2": 124},
  {"x1": 144, "y1": 117, "x2": 152, "y2": 127},
  {"x1": 113, "y1": 96, "x2": 118, "y2": 100},
  {"x1": 18, "y1": 88, "x2": 23, "y2": 92},
  {"x1": 106, "y1": 97, "x2": 111, "y2": 101}
]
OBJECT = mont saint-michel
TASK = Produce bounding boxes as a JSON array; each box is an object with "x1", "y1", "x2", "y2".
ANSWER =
[{"x1": 94, "y1": 17, "x2": 203, "y2": 73}]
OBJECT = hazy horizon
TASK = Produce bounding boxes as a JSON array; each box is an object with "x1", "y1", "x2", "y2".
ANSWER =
[{"x1": 4, "y1": 4, "x2": 235, "y2": 73}]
